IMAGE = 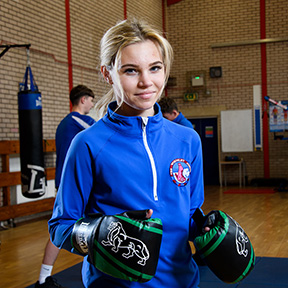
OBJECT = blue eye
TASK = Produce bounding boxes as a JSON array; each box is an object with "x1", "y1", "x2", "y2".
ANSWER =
[
  {"x1": 124, "y1": 68, "x2": 137, "y2": 74},
  {"x1": 151, "y1": 65, "x2": 162, "y2": 72}
]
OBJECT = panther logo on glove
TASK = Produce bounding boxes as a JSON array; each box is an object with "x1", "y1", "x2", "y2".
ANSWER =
[
  {"x1": 101, "y1": 221, "x2": 150, "y2": 266},
  {"x1": 232, "y1": 218, "x2": 249, "y2": 257}
]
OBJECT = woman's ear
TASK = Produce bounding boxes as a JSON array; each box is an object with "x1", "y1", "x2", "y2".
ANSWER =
[{"x1": 101, "y1": 66, "x2": 113, "y2": 85}]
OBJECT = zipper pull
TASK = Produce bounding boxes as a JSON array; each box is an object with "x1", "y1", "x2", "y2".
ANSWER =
[{"x1": 142, "y1": 117, "x2": 149, "y2": 129}]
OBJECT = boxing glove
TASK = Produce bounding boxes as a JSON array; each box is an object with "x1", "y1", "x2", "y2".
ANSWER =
[
  {"x1": 71, "y1": 210, "x2": 163, "y2": 283},
  {"x1": 192, "y1": 208, "x2": 255, "y2": 283}
]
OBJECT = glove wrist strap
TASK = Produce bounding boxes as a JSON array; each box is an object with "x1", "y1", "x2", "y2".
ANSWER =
[{"x1": 71, "y1": 216, "x2": 102, "y2": 255}]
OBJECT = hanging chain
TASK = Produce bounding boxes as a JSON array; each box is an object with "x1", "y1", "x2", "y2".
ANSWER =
[{"x1": 26, "y1": 46, "x2": 30, "y2": 66}]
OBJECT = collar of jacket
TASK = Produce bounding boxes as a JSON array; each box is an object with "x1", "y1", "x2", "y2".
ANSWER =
[
  {"x1": 102, "y1": 101, "x2": 163, "y2": 137},
  {"x1": 174, "y1": 111, "x2": 184, "y2": 123}
]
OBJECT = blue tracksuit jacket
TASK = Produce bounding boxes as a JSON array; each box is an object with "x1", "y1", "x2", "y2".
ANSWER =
[
  {"x1": 55, "y1": 111, "x2": 96, "y2": 188},
  {"x1": 49, "y1": 101, "x2": 204, "y2": 288},
  {"x1": 173, "y1": 112, "x2": 194, "y2": 129}
]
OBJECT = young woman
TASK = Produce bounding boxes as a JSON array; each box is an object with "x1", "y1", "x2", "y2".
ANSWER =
[{"x1": 49, "y1": 18, "x2": 204, "y2": 288}]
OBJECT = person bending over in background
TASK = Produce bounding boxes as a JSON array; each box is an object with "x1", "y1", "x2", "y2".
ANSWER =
[
  {"x1": 35, "y1": 85, "x2": 96, "y2": 288},
  {"x1": 158, "y1": 96, "x2": 194, "y2": 128}
]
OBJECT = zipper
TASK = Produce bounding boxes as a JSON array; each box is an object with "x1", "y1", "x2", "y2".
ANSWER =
[{"x1": 142, "y1": 117, "x2": 158, "y2": 201}]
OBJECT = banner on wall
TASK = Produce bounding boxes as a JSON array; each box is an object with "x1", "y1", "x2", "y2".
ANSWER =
[
  {"x1": 253, "y1": 85, "x2": 262, "y2": 151},
  {"x1": 269, "y1": 100, "x2": 288, "y2": 132}
]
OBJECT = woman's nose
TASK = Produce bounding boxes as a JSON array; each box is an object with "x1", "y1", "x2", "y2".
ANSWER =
[{"x1": 138, "y1": 72, "x2": 152, "y2": 87}]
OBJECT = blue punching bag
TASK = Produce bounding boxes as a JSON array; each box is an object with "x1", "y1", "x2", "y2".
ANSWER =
[{"x1": 18, "y1": 65, "x2": 46, "y2": 198}]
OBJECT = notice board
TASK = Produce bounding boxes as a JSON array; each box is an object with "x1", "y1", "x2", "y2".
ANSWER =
[{"x1": 221, "y1": 109, "x2": 253, "y2": 152}]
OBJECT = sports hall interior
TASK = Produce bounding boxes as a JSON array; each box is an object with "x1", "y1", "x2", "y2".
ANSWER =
[{"x1": 0, "y1": 1, "x2": 288, "y2": 287}]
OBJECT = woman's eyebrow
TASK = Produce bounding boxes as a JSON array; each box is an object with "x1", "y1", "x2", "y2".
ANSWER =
[
  {"x1": 120, "y1": 61, "x2": 163, "y2": 69},
  {"x1": 120, "y1": 63, "x2": 138, "y2": 69},
  {"x1": 150, "y1": 61, "x2": 163, "y2": 66}
]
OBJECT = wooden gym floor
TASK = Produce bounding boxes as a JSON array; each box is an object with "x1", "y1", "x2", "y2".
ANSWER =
[{"x1": 1, "y1": 185, "x2": 288, "y2": 288}]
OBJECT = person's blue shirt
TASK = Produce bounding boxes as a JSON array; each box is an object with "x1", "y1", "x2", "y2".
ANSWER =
[
  {"x1": 55, "y1": 111, "x2": 96, "y2": 188},
  {"x1": 173, "y1": 112, "x2": 194, "y2": 129},
  {"x1": 49, "y1": 102, "x2": 204, "y2": 288}
]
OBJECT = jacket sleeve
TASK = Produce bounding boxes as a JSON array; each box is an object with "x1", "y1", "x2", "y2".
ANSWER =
[
  {"x1": 48, "y1": 132, "x2": 96, "y2": 252},
  {"x1": 188, "y1": 131, "x2": 205, "y2": 241}
]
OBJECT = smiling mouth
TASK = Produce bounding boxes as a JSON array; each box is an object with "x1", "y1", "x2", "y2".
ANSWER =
[{"x1": 135, "y1": 91, "x2": 156, "y2": 98}]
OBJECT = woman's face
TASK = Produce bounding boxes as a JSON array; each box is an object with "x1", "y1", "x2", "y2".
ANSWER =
[{"x1": 116, "y1": 39, "x2": 166, "y2": 117}]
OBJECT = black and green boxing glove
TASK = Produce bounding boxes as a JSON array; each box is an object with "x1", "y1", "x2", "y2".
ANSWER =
[
  {"x1": 192, "y1": 208, "x2": 255, "y2": 283},
  {"x1": 71, "y1": 210, "x2": 163, "y2": 283}
]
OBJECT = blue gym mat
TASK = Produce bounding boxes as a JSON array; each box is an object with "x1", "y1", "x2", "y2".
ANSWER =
[
  {"x1": 27, "y1": 257, "x2": 288, "y2": 287},
  {"x1": 199, "y1": 257, "x2": 288, "y2": 288}
]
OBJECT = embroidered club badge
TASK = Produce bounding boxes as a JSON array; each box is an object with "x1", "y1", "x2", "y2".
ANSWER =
[{"x1": 169, "y1": 158, "x2": 191, "y2": 186}]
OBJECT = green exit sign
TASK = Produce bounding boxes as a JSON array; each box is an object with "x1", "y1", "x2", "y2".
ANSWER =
[{"x1": 184, "y1": 92, "x2": 198, "y2": 101}]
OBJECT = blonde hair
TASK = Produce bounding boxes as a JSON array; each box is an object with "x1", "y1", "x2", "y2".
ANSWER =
[{"x1": 93, "y1": 18, "x2": 174, "y2": 120}]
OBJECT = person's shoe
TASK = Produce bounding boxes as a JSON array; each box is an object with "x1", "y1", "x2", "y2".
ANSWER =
[{"x1": 34, "y1": 276, "x2": 66, "y2": 288}]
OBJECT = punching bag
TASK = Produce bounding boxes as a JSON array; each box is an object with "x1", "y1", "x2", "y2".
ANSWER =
[{"x1": 18, "y1": 65, "x2": 46, "y2": 198}]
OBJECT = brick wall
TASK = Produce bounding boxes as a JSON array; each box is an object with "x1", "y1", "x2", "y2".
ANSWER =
[
  {"x1": 0, "y1": 0, "x2": 164, "y2": 141},
  {"x1": 0, "y1": 0, "x2": 164, "y2": 207},
  {"x1": 166, "y1": 0, "x2": 288, "y2": 183},
  {"x1": 1, "y1": 0, "x2": 287, "y2": 186}
]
